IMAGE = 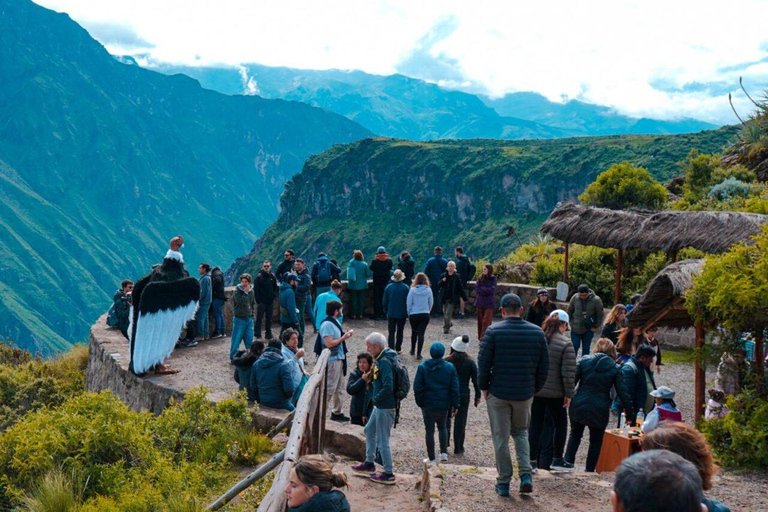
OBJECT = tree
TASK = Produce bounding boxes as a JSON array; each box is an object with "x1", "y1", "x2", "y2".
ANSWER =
[
  {"x1": 682, "y1": 150, "x2": 721, "y2": 201},
  {"x1": 579, "y1": 162, "x2": 668, "y2": 210}
]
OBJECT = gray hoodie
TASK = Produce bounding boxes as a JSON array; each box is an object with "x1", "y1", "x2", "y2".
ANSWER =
[{"x1": 407, "y1": 285, "x2": 434, "y2": 315}]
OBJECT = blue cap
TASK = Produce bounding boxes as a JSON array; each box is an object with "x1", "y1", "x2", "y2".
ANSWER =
[
  {"x1": 284, "y1": 273, "x2": 298, "y2": 282},
  {"x1": 377, "y1": 246, "x2": 386, "y2": 254},
  {"x1": 429, "y1": 343, "x2": 445, "y2": 359}
]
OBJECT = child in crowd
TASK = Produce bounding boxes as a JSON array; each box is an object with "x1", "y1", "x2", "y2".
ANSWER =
[
  {"x1": 705, "y1": 388, "x2": 728, "y2": 421},
  {"x1": 641, "y1": 386, "x2": 682, "y2": 433}
]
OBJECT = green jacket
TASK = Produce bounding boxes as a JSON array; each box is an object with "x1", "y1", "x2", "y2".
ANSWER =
[
  {"x1": 346, "y1": 259, "x2": 372, "y2": 290},
  {"x1": 373, "y1": 348, "x2": 398, "y2": 409},
  {"x1": 567, "y1": 291, "x2": 605, "y2": 335},
  {"x1": 233, "y1": 284, "x2": 256, "y2": 319}
]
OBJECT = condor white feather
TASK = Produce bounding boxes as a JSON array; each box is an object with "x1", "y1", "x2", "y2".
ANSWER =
[{"x1": 131, "y1": 300, "x2": 197, "y2": 374}]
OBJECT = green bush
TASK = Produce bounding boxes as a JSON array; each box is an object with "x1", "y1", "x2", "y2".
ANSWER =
[
  {"x1": 708, "y1": 178, "x2": 751, "y2": 201},
  {"x1": 711, "y1": 164, "x2": 756, "y2": 184},
  {"x1": 579, "y1": 161, "x2": 668, "y2": 210},
  {"x1": 682, "y1": 151, "x2": 721, "y2": 202}
]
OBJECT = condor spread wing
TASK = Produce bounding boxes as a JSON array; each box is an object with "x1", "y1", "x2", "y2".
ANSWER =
[{"x1": 130, "y1": 277, "x2": 200, "y2": 375}]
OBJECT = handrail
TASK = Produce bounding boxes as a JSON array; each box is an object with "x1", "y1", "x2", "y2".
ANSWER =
[{"x1": 257, "y1": 349, "x2": 331, "y2": 512}]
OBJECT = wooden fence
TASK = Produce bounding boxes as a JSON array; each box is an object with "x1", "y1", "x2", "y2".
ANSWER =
[{"x1": 257, "y1": 349, "x2": 331, "y2": 511}]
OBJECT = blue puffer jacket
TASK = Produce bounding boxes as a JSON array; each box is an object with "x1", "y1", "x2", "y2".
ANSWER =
[
  {"x1": 569, "y1": 353, "x2": 632, "y2": 429},
  {"x1": 279, "y1": 281, "x2": 299, "y2": 325},
  {"x1": 254, "y1": 347, "x2": 296, "y2": 411},
  {"x1": 478, "y1": 317, "x2": 549, "y2": 401},
  {"x1": 423, "y1": 255, "x2": 447, "y2": 286},
  {"x1": 414, "y1": 343, "x2": 460, "y2": 412},
  {"x1": 615, "y1": 356, "x2": 656, "y2": 424},
  {"x1": 382, "y1": 280, "x2": 409, "y2": 319},
  {"x1": 294, "y1": 268, "x2": 312, "y2": 303}
]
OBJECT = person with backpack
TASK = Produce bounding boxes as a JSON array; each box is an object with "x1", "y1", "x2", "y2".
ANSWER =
[
  {"x1": 210, "y1": 266, "x2": 227, "y2": 338},
  {"x1": 407, "y1": 272, "x2": 434, "y2": 360},
  {"x1": 275, "y1": 249, "x2": 295, "y2": 283},
  {"x1": 255, "y1": 260, "x2": 278, "y2": 340},
  {"x1": 109, "y1": 279, "x2": 133, "y2": 339},
  {"x1": 346, "y1": 250, "x2": 372, "y2": 319},
  {"x1": 445, "y1": 335, "x2": 480, "y2": 456},
  {"x1": 313, "y1": 280, "x2": 344, "y2": 330},
  {"x1": 232, "y1": 341, "x2": 265, "y2": 402},
  {"x1": 279, "y1": 274, "x2": 301, "y2": 333},
  {"x1": 196, "y1": 263, "x2": 213, "y2": 341},
  {"x1": 370, "y1": 246, "x2": 394, "y2": 320},
  {"x1": 397, "y1": 251, "x2": 416, "y2": 286},
  {"x1": 424, "y1": 247, "x2": 448, "y2": 317},
  {"x1": 454, "y1": 247, "x2": 475, "y2": 318},
  {"x1": 347, "y1": 352, "x2": 374, "y2": 426},
  {"x1": 352, "y1": 332, "x2": 405, "y2": 485},
  {"x1": 319, "y1": 300, "x2": 353, "y2": 422},
  {"x1": 382, "y1": 270, "x2": 409, "y2": 352},
  {"x1": 439, "y1": 261, "x2": 468, "y2": 335},
  {"x1": 293, "y1": 258, "x2": 313, "y2": 347},
  {"x1": 311, "y1": 253, "x2": 341, "y2": 296},
  {"x1": 414, "y1": 342, "x2": 460, "y2": 464}
]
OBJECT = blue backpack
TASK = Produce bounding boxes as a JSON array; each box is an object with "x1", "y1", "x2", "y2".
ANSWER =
[{"x1": 317, "y1": 261, "x2": 331, "y2": 285}]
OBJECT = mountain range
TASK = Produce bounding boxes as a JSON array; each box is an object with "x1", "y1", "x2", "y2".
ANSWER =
[
  {"x1": 138, "y1": 60, "x2": 719, "y2": 140},
  {"x1": 0, "y1": 0, "x2": 369, "y2": 355}
]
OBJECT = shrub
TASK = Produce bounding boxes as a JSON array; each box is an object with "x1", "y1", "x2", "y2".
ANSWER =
[
  {"x1": 19, "y1": 470, "x2": 81, "y2": 512},
  {"x1": 682, "y1": 151, "x2": 721, "y2": 201},
  {"x1": 711, "y1": 164, "x2": 756, "y2": 184},
  {"x1": 579, "y1": 162, "x2": 668, "y2": 210},
  {"x1": 708, "y1": 178, "x2": 750, "y2": 201}
]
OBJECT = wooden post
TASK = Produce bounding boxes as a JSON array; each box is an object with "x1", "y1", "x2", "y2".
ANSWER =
[
  {"x1": 669, "y1": 250, "x2": 678, "y2": 263},
  {"x1": 563, "y1": 242, "x2": 570, "y2": 283},
  {"x1": 754, "y1": 329, "x2": 764, "y2": 381},
  {"x1": 615, "y1": 249, "x2": 623, "y2": 306},
  {"x1": 694, "y1": 322, "x2": 706, "y2": 422}
]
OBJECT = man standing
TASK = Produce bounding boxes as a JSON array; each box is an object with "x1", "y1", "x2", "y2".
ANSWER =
[
  {"x1": 320, "y1": 300, "x2": 353, "y2": 422},
  {"x1": 567, "y1": 284, "x2": 605, "y2": 357},
  {"x1": 478, "y1": 293, "x2": 549, "y2": 496},
  {"x1": 279, "y1": 273, "x2": 300, "y2": 333},
  {"x1": 210, "y1": 266, "x2": 226, "y2": 338},
  {"x1": 313, "y1": 280, "x2": 344, "y2": 331},
  {"x1": 454, "y1": 247, "x2": 472, "y2": 318},
  {"x1": 293, "y1": 258, "x2": 312, "y2": 347},
  {"x1": 311, "y1": 253, "x2": 341, "y2": 296},
  {"x1": 196, "y1": 263, "x2": 212, "y2": 341},
  {"x1": 370, "y1": 246, "x2": 394, "y2": 320},
  {"x1": 112, "y1": 279, "x2": 133, "y2": 339},
  {"x1": 424, "y1": 246, "x2": 448, "y2": 317},
  {"x1": 439, "y1": 261, "x2": 467, "y2": 335},
  {"x1": 616, "y1": 344, "x2": 657, "y2": 426},
  {"x1": 383, "y1": 270, "x2": 409, "y2": 352},
  {"x1": 275, "y1": 249, "x2": 295, "y2": 282},
  {"x1": 352, "y1": 332, "x2": 399, "y2": 485},
  {"x1": 255, "y1": 260, "x2": 278, "y2": 339}
]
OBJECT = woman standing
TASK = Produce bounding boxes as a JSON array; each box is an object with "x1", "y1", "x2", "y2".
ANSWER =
[
  {"x1": 407, "y1": 273, "x2": 434, "y2": 359},
  {"x1": 346, "y1": 250, "x2": 371, "y2": 319},
  {"x1": 445, "y1": 335, "x2": 480, "y2": 455},
  {"x1": 285, "y1": 455, "x2": 350, "y2": 511},
  {"x1": 601, "y1": 305, "x2": 627, "y2": 345},
  {"x1": 529, "y1": 310, "x2": 576, "y2": 471},
  {"x1": 474, "y1": 264, "x2": 497, "y2": 340},
  {"x1": 439, "y1": 261, "x2": 467, "y2": 335},
  {"x1": 526, "y1": 288, "x2": 556, "y2": 327},
  {"x1": 616, "y1": 326, "x2": 645, "y2": 363},
  {"x1": 561, "y1": 338, "x2": 632, "y2": 471},
  {"x1": 397, "y1": 251, "x2": 416, "y2": 286},
  {"x1": 644, "y1": 325, "x2": 663, "y2": 374}
]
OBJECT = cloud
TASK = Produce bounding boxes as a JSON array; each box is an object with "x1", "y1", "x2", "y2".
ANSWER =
[
  {"x1": 395, "y1": 16, "x2": 465, "y2": 84},
  {"x1": 81, "y1": 21, "x2": 154, "y2": 52}
]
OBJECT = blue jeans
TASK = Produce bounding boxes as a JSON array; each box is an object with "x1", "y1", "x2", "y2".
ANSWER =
[
  {"x1": 212, "y1": 298, "x2": 225, "y2": 335},
  {"x1": 365, "y1": 407, "x2": 396, "y2": 473},
  {"x1": 571, "y1": 331, "x2": 594, "y2": 357},
  {"x1": 230, "y1": 316, "x2": 253, "y2": 360},
  {"x1": 196, "y1": 303, "x2": 211, "y2": 338}
]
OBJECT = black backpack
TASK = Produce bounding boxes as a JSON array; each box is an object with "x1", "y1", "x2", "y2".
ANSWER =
[
  {"x1": 467, "y1": 259, "x2": 477, "y2": 281},
  {"x1": 386, "y1": 352, "x2": 410, "y2": 428}
]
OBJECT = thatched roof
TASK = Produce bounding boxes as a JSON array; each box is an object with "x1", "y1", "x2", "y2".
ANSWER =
[
  {"x1": 540, "y1": 203, "x2": 768, "y2": 253},
  {"x1": 626, "y1": 259, "x2": 704, "y2": 329}
]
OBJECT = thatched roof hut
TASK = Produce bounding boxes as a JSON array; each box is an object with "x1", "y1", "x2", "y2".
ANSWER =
[
  {"x1": 626, "y1": 259, "x2": 704, "y2": 329},
  {"x1": 540, "y1": 203, "x2": 768, "y2": 253}
]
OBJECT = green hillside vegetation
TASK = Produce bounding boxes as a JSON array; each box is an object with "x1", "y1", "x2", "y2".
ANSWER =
[
  {"x1": 229, "y1": 127, "x2": 736, "y2": 279},
  {"x1": 0, "y1": 0, "x2": 369, "y2": 355},
  {"x1": 0, "y1": 342, "x2": 275, "y2": 511}
]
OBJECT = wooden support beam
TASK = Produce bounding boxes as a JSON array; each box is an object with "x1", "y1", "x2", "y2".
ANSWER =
[
  {"x1": 754, "y1": 330, "x2": 764, "y2": 381},
  {"x1": 641, "y1": 297, "x2": 686, "y2": 331},
  {"x1": 615, "y1": 249, "x2": 623, "y2": 306},
  {"x1": 694, "y1": 322, "x2": 706, "y2": 423},
  {"x1": 669, "y1": 250, "x2": 678, "y2": 263},
  {"x1": 563, "y1": 242, "x2": 569, "y2": 283}
]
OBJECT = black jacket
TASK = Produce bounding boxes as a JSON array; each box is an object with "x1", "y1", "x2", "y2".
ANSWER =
[
  {"x1": 569, "y1": 353, "x2": 632, "y2": 429},
  {"x1": 346, "y1": 368, "x2": 373, "y2": 420},
  {"x1": 370, "y1": 256, "x2": 393, "y2": 284},
  {"x1": 439, "y1": 272, "x2": 468, "y2": 306},
  {"x1": 478, "y1": 317, "x2": 549, "y2": 401},
  {"x1": 255, "y1": 270, "x2": 278, "y2": 304},
  {"x1": 210, "y1": 267, "x2": 227, "y2": 301},
  {"x1": 275, "y1": 259, "x2": 294, "y2": 282},
  {"x1": 397, "y1": 257, "x2": 416, "y2": 286},
  {"x1": 456, "y1": 254, "x2": 471, "y2": 284},
  {"x1": 601, "y1": 322, "x2": 622, "y2": 344},
  {"x1": 449, "y1": 356, "x2": 480, "y2": 403},
  {"x1": 617, "y1": 356, "x2": 657, "y2": 424},
  {"x1": 288, "y1": 490, "x2": 350, "y2": 512},
  {"x1": 526, "y1": 300, "x2": 556, "y2": 327}
]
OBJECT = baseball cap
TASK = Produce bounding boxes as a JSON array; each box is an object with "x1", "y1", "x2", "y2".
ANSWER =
[
  {"x1": 577, "y1": 284, "x2": 590, "y2": 293},
  {"x1": 500, "y1": 293, "x2": 522, "y2": 308},
  {"x1": 284, "y1": 273, "x2": 298, "y2": 282},
  {"x1": 550, "y1": 309, "x2": 570, "y2": 324}
]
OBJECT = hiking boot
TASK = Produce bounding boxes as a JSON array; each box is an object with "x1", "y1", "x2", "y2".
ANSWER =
[
  {"x1": 454, "y1": 448, "x2": 465, "y2": 455},
  {"x1": 456, "y1": 313, "x2": 466, "y2": 319},
  {"x1": 552, "y1": 459, "x2": 574, "y2": 470},
  {"x1": 439, "y1": 453, "x2": 448, "y2": 462},
  {"x1": 330, "y1": 413, "x2": 350, "y2": 422},
  {"x1": 495, "y1": 483, "x2": 510, "y2": 497},
  {"x1": 352, "y1": 461, "x2": 376, "y2": 473},
  {"x1": 369, "y1": 472, "x2": 396, "y2": 485},
  {"x1": 409, "y1": 350, "x2": 415, "y2": 356},
  {"x1": 519, "y1": 473, "x2": 533, "y2": 494}
]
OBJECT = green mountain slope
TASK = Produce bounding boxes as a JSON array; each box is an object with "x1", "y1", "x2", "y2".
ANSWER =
[
  {"x1": 228, "y1": 127, "x2": 736, "y2": 278},
  {"x1": 146, "y1": 61, "x2": 717, "y2": 140},
  {"x1": 0, "y1": 0, "x2": 370, "y2": 355}
]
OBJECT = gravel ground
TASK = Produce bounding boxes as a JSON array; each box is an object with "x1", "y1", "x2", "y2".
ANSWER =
[{"x1": 303, "y1": 316, "x2": 767, "y2": 512}]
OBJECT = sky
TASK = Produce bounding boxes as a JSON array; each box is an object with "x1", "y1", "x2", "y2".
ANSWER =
[{"x1": 36, "y1": 0, "x2": 768, "y2": 124}]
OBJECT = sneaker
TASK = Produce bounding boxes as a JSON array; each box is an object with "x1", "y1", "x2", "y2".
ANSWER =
[
  {"x1": 255, "y1": 334, "x2": 263, "y2": 340},
  {"x1": 330, "y1": 413, "x2": 350, "y2": 422},
  {"x1": 265, "y1": 332, "x2": 275, "y2": 340},
  {"x1": 195, "y1": 337, "x2": 206, "y2": 342},
  {"x1": 369, "y1": 472, "x2": 396, "y2": 485},
  {"x1": 416, "y1": 355, "x2": 423, "y2": 361},
  {"x1": 530, "y1": 460, "x2": 538, "y2": 474},
  {"x1": 352, "y1": 461, "x2": 376, "y2": 473},
  {"x1": 519, "y1": 473, "x2": 533, "y2": 494},
  {"x1": 454, "y1": 448, "x2": 465, "y2": 455},
  {"x1": 495, "y1": 483, "x2": 510, "y2": 497},
  {"x1": 214, "y1": 333, "x2": 225, "y2": 339},
  {"x1": 181, "y1": 339, "x2": 198, "y2": 348},
  {"x1": 409, "y1": 350, "x2": 415, "y2": 356},
  {"x1": 552, "y1": 459, "x2": 574, "y2": 471},
  {"x1": 439, "y1": 453, "x2": 448, "y2": 462},
  {"x1": 456, "y1": 313, "x2": 466, "y2": 319}
]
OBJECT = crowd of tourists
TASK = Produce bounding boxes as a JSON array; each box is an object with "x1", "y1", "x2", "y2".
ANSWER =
[{"x1": 112, "y1": 245, "x2": 729, "y2": 511}]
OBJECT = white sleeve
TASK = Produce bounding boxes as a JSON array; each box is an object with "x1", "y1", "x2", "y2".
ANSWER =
[{"x1": 641, "y1": 409, "x2": 659, "y2": 433}]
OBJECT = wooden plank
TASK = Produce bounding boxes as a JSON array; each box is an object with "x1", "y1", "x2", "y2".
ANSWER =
[
  {"x1": 641, "y1": 297, "x2": 685, "y2": 331},
  {"x1": 614, "y1": 249, "x2": 623, "y2": 306}
]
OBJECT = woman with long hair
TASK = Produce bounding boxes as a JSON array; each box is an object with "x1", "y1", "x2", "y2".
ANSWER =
[
  {"x1": 526, "y1": 288, "x2": 556, "y2": 327},
  {"x1": 562, "y1": 337, "x2": 633, "y2": 472},
  {"x1": 529, "y1": 310, "x2": 576, "y2": 471},
  {"x1": 601, "y1": 304, "x2": 627, "y2": 344},
  {"x1": 616, "y1": 326, "x2": 645, "y2": 363},
  {"x1": 407, "y1": 272, "x2": 433, "y2": 359},
  {"x1": 474, "y1": 264, "x2": 497, "y2": 340},
  {"x1": 445, "y1": 335, "x2": 481, "y2": 455},
  {"x1": 285, "y1": 455, "x2": 350, "y2": 511}
]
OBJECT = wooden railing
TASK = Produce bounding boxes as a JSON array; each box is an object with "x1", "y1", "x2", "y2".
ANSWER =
[{"x1": 257, "y1": 349, "x2": 331, "y2": 511}]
